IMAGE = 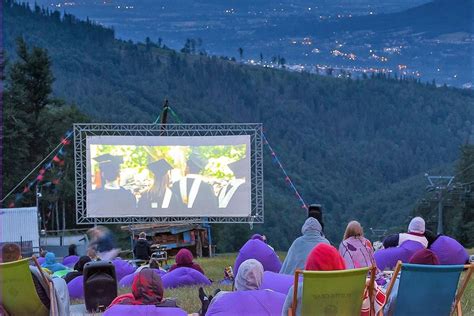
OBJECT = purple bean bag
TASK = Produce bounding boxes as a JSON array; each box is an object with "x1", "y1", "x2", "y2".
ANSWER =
[
  {"x1": 104, "y1": 305, "x2": 187, "y2": 316},
  {"x1": 206, "y1": 290, "x2": 286, "y2": 316},
  {"x1": 374, "y1": 240, "x2": 424, "y2": 270},
  {"x1": 260, "y1": 271, "x2": 301, "y2": 295},
  {"x1": 36, "y1": 257, "x2": 46, "y2": 265},
  {"x1": 113, "y1": 258, "x2": 136, "y2": 281},
  {"x1": 119, "y1": 269, "x2": 166, "y2": 288},
  {"x1": 234, "y1": 239, "x2": 281, "y2": 274},
  {"x1": 161, "y1": 267, "x2": 211, "y2": 289},
  {"x1": 67, "y1": 275, "x2": 84, "y2": 300},
  {"x1": 63, "y1": 255, "x2": 80, "y2": 268},
  {"x1": 430, "y1": 236, "x2": 469, "y2": 265}
]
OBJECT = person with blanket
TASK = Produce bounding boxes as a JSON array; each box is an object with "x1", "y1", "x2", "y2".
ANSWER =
[
  {"x1": 339, "y1": 221, "x2": 376, "y2": 269},
  {"x1": 41, "y1": 252, "x2": 68, "y2": 273},
  {"x1": 108, "y1": 269, "x2": 177, "y2": 307},
  {"x1": 1, "y1": 243, "x2": 70, "y2": 315},
  {"x1": 383, "y1": 217, "x2": 428, "y2": 249},
  {"x1": 168, "y1": 248, "x2": 205, "y2": 275},
  {"x1": 280, "y1": 217, "x2": 329, "y2": 275},
  {"x1": 203, "y1": 259, "x2": 285, "y2": 316}
]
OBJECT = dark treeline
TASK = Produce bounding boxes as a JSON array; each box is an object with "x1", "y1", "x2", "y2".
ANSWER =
[{"x1": 3, "y1": 0, "x2": 474, "y2": 250}]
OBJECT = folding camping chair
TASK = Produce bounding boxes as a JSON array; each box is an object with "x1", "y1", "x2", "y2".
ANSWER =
[
  {"x1": 381, "y1": 261, "x2": 473, "y2": 316},
  {"x1": 290, "y1": 266, "x2": 376, "y2": 316},
  {"x1": 0, "y1": 257, "x2": 57, "y2": 316}
]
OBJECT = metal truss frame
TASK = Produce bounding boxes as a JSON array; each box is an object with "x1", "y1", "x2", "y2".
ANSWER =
[{"x1": 74, "y1": 123, "x2": 264, "y2": 224}]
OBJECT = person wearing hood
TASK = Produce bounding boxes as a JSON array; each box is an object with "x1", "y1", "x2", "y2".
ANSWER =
[
  {"x1": 203, "y1": 259, "x2": 265, "y2": 314},
  {"x1": 168, "y1": 248, "x2": 205, "y2": 275},
  {"x1": 108, "y1": 269, "x2": 177, "y2": 307},
  {"x1": 41, "y1": 252, "x2": 68, "y2": 273},
  {"x1": 279, "y1": 217, "x2": 329, "y2": 275},
  {"x1": 64, "y1": 256, "x2": 92, "y2": 284},
  {"x1": 133, "y1": 232, "x2": 152, "y2": 261},
  {"x1": 383, "y1": 217, "x2": 428, "y2": 249},
  {"x1": 383, "y1": 249, "x2": 440, "y2": 316},
  {"x1": 281, "y1": 244, "x2": 346, "y2": 316}
]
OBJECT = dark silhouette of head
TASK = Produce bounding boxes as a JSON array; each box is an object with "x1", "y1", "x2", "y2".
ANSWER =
[
  {"x1": 308, "y1": 204, "x2": 324, "y2": 230},
  {"x1": 94, "y1": 154, "x2": 124, "y2": 183}
]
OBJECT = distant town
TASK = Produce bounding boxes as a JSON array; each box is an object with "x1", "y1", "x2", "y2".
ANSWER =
[{"x1": 31, "y1": 0, "x2": 473, "y2": 87}]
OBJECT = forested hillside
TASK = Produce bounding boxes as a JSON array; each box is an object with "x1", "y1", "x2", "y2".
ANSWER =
[{"x1": 3, "y1": 0, "x2": 474, "y2": 250}]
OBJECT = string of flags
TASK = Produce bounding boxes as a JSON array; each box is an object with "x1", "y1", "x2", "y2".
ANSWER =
[
  {"x1": 8, "y1": 130, "x2": 73, "y2": 209},
  {"x1": 262, "y1": 132, "x2": 308, "y2": 210}
]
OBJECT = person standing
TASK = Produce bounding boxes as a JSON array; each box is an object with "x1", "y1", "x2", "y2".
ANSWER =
[{"x1": 133, "y1": 232, "x2": 152, "y2": 261}]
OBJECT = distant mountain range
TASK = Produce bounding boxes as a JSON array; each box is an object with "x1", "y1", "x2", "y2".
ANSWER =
[{"x1": 4, "y1": 0, "x2": 474, "y2": 250}]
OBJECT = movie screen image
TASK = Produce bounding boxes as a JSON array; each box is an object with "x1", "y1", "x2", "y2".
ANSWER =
[{"x1": 86, "y1": 135, "x2": 251, "y2": 217}]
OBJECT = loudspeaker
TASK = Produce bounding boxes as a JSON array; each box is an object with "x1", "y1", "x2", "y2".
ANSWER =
[{"x1": 83, "y1": 261, "x2": 117, "y2": 312}]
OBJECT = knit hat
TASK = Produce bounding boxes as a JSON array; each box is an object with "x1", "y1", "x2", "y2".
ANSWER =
[
  {"x1": 408, "y1": 217, "x2": 425, "y2": 234},
  {"x1": 305, "y1": 244, "x2": 346, "y2": 271},
  {"x1": 409, "y1": 249, "x2": 440, "y2": 265}
]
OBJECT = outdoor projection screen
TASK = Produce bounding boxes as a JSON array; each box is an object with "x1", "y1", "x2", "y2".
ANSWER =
[{"x1": 74, "y1": 124, "x2": 263, "y2": 224}]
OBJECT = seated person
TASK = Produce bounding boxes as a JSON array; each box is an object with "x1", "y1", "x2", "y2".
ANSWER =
[
  {"x1": 281, "y1": 243, "x2": 346, "y2": 316},
  {"x1": 280, "y1": 217, "x2": 329, "y2": 275},
  {"x1": 64, "y1": 256, "x2": 92, "y2": 284},
  {"x1": 168, "y1": 248, "x2": 204, "y2": 274},
  {"x1": 203, "y1": 259, "x2": 264, "y2": 314},
  {"x1": 383, "y1": 217, "x2": 428, "y2": 249},
  {"x1": 339, "y1": 221, "x2": 376, "y2": 269},
  {"x1": 68, "y1": 244, "x2": 78, "y2": 257},
  {"x1": 136, "y1": 258, "x2": 166, "y2": 273},
  {"x1": 41, "y1": 252, "x2": 68, "y2": 273},
  {"x1": 109, "y1": 269, "x2": 177, "y2": 307},
  {"x1": 2, "y1": 243, "x2": 70, "y2": 315},
  {"x1": 251, "y1": 234, "x2": 274, "y2": 250},
  {"x1": 383, "y1": 249, "x2": 440, "y2": 316},
  {"x1": 133, "y1": 232, "x2": 152, "y2": 261}
]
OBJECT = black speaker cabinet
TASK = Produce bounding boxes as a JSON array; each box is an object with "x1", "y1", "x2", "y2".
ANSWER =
[{"x1": 83, "y1": 261, "x2": 118, "y2": 312}]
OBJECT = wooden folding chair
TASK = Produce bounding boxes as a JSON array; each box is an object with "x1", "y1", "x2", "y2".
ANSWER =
[
  {"x1": 381, "y1": 260, "x2": 473, "y2": 316},
  {"x1": 290, "y1": 266, "x2": 376, "y2": 316},
  {"x1": 0, "y1": 256, "x2": 57, "y2": 316}
]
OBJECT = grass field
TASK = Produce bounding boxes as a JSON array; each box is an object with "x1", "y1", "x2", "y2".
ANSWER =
[{"x1": 73, "y1": 251, "x2": 473, "y2": 314}]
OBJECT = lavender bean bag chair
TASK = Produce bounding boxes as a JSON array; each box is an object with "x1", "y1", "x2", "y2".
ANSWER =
[
  {"x1": 260, "y1": 271, "x2": 301, "y2": 295},
  {"x1": 67, "y1": 275, "x2": 84, "y2": 300},
  {"x1": 36, "y1": 257, "x2": 46, "y2": 265},
  {"x1": 206, "y1": 290, "x2": 286, "y2": 316},
  {"x1": 234, "y1": 239, "x2": 281, "y2": 274},
  {"x1": 430, "y1": 236, "x2": 469, "y2": 265},
  {"x1": 113, "y1": 258, "x2": 136, "y2": 281},
  {"x1": 162, "y1": 267, "x2": 210, "y2": 289},
  {"x1": 374, "y1": 240, "x2": 424, "y2": 270},
  {"x1": 63, "y1": 255, "x2": 80, "y2": 268},
  {"x1": 119, "y1": 269, "x2": 166, "y2": 288},
  {"x1": 104, "y1": 305, "x2": 187, "y2": 316}
]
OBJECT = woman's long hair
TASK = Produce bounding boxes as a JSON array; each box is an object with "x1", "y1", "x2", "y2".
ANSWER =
[{"x1": 343, "y1": 220, "x2": 364, "y2": 240}]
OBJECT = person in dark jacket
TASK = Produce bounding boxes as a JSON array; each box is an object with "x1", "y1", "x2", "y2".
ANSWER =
[
  {"x1": 133, "y1": 232, "x2": 152, "y2": 261},
  {"x1": 308, "y1": 204, "x2": 324, "y2": 231},
  {"x1": 64, "y1": 255, "x2": 92, "y2": 284},
  {"x1": 68, "y1": 244, "x2": 77, "y2": 257}
]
